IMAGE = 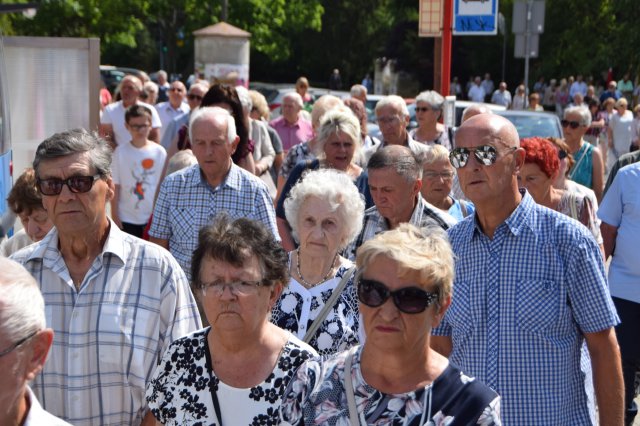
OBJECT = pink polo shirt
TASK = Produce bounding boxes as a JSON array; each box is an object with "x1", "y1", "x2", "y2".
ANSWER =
[{"x1": 269, "y1": 115, "x2": 314, "y2": 152}]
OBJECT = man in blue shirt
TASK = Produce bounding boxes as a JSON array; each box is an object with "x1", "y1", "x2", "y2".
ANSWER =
[{"x1": 432, "y1": 113, "x2": 623, "y2": 425}]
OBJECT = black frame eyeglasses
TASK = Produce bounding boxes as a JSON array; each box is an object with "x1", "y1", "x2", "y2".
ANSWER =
[
  {"x1": 37, "y1": 174, "x2": 102, "y2": 196},
  {"x1": 357, "y1": 278, "x2": 438, "y2": 314},
  {"x1": 561, "y1": 119, "x2": 582, "y2": 129},
  {"x1": 0, "y1": 330, "x2": 39, "y2": 358},
  {"x1": 449, "y1": 145, "x2": 517, "y2": 169}
]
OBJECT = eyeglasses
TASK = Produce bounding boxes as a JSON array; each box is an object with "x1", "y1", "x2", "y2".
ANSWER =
[
  {"x1": 423, "y1": 171, "x2": 455, "y2": 180},
  {"x1": 187, "y1": 94, "x2": 203, "y2": 102},
  {"x1": 357, "y1": 278, "x2": 438, "y2": 314},
  {"x1": 449, "y1": 145, "x2": 517, "y2": 169},
  {"x1": 376, "y1": 115, "x2": 400, "y2": 125},
  {"x1": 201, "y1": 279, "x2": 267, "y2": 297},
  {"x1": 415, "y1": 107, "x2": 434, "y2": 113},
  {"x1": 129, "y1": 124, "x2": 149, "y2": 131},
  {"x1": 561, "y1": 120, "x2": 582, "y2": 129},
  {"x1": 37, "y1": 174, "x2": 102, "y2": 196},
  {"x1": 0, "y1": 330, "x2": 38, "y2": 358}
]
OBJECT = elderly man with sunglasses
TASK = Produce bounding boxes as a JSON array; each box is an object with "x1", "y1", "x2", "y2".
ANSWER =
[
  {"x1": 10, "y1": 129, "x2": 201, "y2": 425},
  {"x1": 154, "y1": 80, "x2": 190, "y2": 141},
  {"x1": 431, "y1": 113, "x2": 624, "y2": 425},
  {"x1": 159, "y1": 82, "x2": 209, "y2": 150},
  {"x1": 0, "y1": 258, "x2": 71, "y2": 425}
]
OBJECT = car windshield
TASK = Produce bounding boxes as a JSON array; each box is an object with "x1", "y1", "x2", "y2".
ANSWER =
[{"x1": 498, "y1": 113, "x2": 562, "y2": 138}]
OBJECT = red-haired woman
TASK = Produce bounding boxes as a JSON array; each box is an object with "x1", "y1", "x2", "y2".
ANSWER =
[{"x1": 519, "y1": 137, "x2": 604, "y2": 256}]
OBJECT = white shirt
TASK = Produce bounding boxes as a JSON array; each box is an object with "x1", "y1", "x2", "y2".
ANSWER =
[
  {"x1": 468, "y1": 84, "x2": 486, "y2": 102},
  {"x1": 100, "y1": 100, "x2": 162, "y2": 146},
  {"x1": 10, "y1": 221, "x2": 202, "y2": 426},
  {"x1": 155, "y1": 101, "x2": 190, "y2": 140},
  {"x1": 24, "y1": 387, "x2": 72, "y2": 426}
]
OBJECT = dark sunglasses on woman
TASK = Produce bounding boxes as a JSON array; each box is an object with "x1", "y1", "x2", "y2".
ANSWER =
[{"x1": 358, "y1": 277, "x2": 438, "y2": 314}]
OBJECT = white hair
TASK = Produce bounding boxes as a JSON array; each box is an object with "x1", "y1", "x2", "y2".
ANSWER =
[
  {"x1": 235, "y1": 85, "x2": 253, "y2": 114},
  {"x1": 314, "y1": 107, "x2": 362, "y2": 160},
  {"x1": 350, "y1": 84, "x2": 367, "y2": 98},
  {"x1": 375, "y1": 95, "x2": 409, "y2": 118},
  {"x1": 284, "y1": 169, "x2": 365, "y2": 249},
  {"x1": 415, "y1": 90, "x2": 445, "y2": 110},
  {"x1": 564, "y1": 105, "x2": 591, "y2": 126},
  {"x1": 0, "y1": 258, "x2": 45, "y2": 342},
  {"x1": 283, "y1": 91, "x2": 304, "y2": 108},
  {"x1": 189, "y1": 106, "x2": 236, "y2": 144},
  {"x1": 167, "y1": 150, "x2": 198, "y2": 175}
]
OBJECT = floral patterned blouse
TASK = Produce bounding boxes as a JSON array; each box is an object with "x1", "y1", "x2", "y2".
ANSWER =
[
  {"x1": 271, "y1": 260, "x2": 361, "y2": 356},
  {"x1": 280, "y1": 346, "x2": 502, "y2": 425},
  {"x1": 146, "y1": 328, "x2": 317, "y2": 425}
]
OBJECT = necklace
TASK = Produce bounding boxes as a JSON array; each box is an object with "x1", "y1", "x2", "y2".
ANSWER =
[{"x1": 296, "y1": 247, "x2": 338, "y2": 288}]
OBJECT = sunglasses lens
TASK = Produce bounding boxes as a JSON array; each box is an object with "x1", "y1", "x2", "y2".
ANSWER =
[
  {"x1": 358, "y1": 279, "x2": 388, "y2": 308},
  {"x1": 449, "y1": 149, "x2": 467, "y2": 168},
  {"x1": 475, "y1": 145, "x2": 498, "y2": 165},
  {"x1": 393, "y1": 287, "x2": 432, "y2": 314},
  {"x1": 38, "y1": 179, "x2": 62, "y2": 195},
  {"x1": 68, "y1": 176, "x2": 93, "y2": 193}
]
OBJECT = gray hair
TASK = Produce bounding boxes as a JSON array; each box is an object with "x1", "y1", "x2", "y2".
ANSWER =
[
  {"x1": 564, "y1": 105, "x2": 591, "y2": 126},
  {"x1": 367, "y1": 145, "x2": 423, "y2": 182},
  {"x1": 33, "y1": 129, "x2": 112, "y2": 178},
  {"x1": 311, "y1": 95, "x2": 343, "y2": 129},
  {"x1": 157, "y1": 70, "x2": 167, "y2": 80},
  {"x1": 284, "y1": 169, "x2": 365, "y2": 249},
  {"x1": 189, "y1": 82, "x2": 210, "y2": 94},
  {"x1": 235, "y1": 85, "x2": 253, "y2": 115},
  {"x1": 0, "y1": 258, "x2": 45, "y2": 342},
  {"x1": 415, "y1": 90, "x2": 445, "y2": 110},
  {"x1": 421, "y1": 144, "x2": 451, "y2": 166},
  {"x1": 350, "y1": 84, "x2": 367, "y2": 98},
  {"x1": 144, "y1": 81, "x2": 158, "y2": 94},
  {"x1": 375, "y1": 95, "x2": 409, "y2": 118},
  {"x1": 167, "y1": 149, "x2": 198, "y2": 175},
  {"x1": 189, "y1": 106, "x2": 236, "y2": 144},
  {"x1": 314, "y1": 108, "x2": 362, "y2": 160},
  {"x1": 283, "y1": 91, "x2": 304, "y2": 109}
]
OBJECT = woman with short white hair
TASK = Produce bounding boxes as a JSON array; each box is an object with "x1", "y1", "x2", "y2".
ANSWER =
[
  {"x1": 410, "y1": 90, "x2": 451, "y2": 149},
  {"x1": 271, "y1": 168, "x2": 365, "y2": 355}
]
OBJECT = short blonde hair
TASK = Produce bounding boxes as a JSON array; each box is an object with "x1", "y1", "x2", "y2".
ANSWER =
[
  {"x1": 249, "y1": 90, "x2": 270, "y2": 120},
  {"x1": 314, "y1": 107, "x2": 361, "y2": 160},
  {"x1": 355, "y1": 223, "x2": 454, "y2": 306},
  {"x1": 421, "y1": 144, "x2": 450, "y2": 166}
]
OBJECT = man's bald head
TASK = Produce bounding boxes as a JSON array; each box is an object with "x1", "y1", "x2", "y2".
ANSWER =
[
  {"x1": 461, "y1": 104, "x2": 494, "y2": 124},
  {"x1": 457, "y1": 113, "x2": 520, "y2": 149}
]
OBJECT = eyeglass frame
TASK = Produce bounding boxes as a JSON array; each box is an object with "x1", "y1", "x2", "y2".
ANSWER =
[
  {"x1": 357, "y1": 276, "x2": 439, "y2": 314},
  {"x1": 0, "y1": 330, "x2": 39, "y2": 358},
  {"x1": 36, "y1": 174, "x2": 103, "y2": 196},
  {"x1": 449, "y1": 145, "x2": 518, "y2": 169},
  {"x1": 423, "y1": 170, "x2": 455, "y2": 180},
  {"x1": 187, "y1": 93, "x2": 203, "y2": 101},
  {"x1": 200, "y1": 279, "x2": 270, "y2": 297},
  {"x1": 560, "y1": 119, "x2": 584, "y2": 129}
]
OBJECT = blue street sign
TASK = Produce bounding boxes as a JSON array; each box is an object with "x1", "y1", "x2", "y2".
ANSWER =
[{"x1": 453, "y1": 0, "x2": 499, "y2": 35}]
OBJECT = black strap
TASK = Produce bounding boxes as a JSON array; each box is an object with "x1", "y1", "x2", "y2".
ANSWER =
[{"x1": 204, "y1": 328, "x2": 224, "y2": 426}]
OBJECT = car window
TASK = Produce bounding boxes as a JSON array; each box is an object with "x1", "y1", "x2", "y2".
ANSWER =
[{"x1": 498, "y1": 114, "x2": 562, "y2": 138}]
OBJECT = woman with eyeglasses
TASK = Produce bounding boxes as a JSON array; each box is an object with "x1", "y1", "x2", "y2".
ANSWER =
[
  {"x1": 562, "y1": 105, "x2": 605, "y2": 201},
  {"x1": 144, "y1": 215, "x2": 317, "y2": 425},
  {"x1": 272, "y1": 169, "x2": 365, "y2": 356},
  {"x1": 420, "y1": 145, "x2": 475, "y2": 222},
  {"x1": 519, "y1": 137, "x2": 604, "y2": 256},
  {"x1": 409, "y1": 90, "x2": 451, "y2": 150},
  {"x1": 280, "y1": 224, "x2": 501, "y2": 424}
]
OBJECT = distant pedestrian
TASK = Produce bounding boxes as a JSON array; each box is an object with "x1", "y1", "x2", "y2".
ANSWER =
[{"x1": 329, "y1": 68, "x2": 342, "y2": 90}]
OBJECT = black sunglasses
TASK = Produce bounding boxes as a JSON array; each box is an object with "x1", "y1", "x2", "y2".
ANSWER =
[
  {"x1": 187, "y1": 94, "x2": 203, "y2": 102},
  {"x1": 415, "y1": 106, "x2": 434, "y2": 113},
  {"x1": 37, "y1": 174, "x2": 101, "y2": 196},
  {"x1": 561, "y1": 119, "x2": 582, "y2": 129},
  {"x1": 358, "y1": 278, "x2": 438, "y2": 314},
  {"x1": 449, "y1": 145, "x2": 516, "y2": 169}
]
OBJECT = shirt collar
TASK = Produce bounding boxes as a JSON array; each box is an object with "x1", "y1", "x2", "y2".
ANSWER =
[
  {"x1": 466, "y1": 189, "x2": 533, "y2": 239},
  {"x1": 191, "y1": 161, "x2": 241, "y2": 191}
]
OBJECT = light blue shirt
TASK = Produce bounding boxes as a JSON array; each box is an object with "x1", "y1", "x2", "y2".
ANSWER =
[{"x1": 598, "y1": 162, "x2": 640, "y2": 303}]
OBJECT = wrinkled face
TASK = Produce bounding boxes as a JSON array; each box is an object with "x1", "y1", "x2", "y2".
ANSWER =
[
  {"x1": 421, "y1": 159, "x2": 455, "y2": 204},
  {"x1": 323, "y1": 131, "x2": 356, "y2": 172},
  {"x1": 282, "y1": 96, "x2": 301, "y2": 123},
  {"x1": 296, "y1": 196, "x2": 346, "y2": 257},
  {"x1": 187, "y1": 86, "x2": 207, "y2": 110},
  {"x1": 517, "y1": 162, "x2": 554, "y2": 204},
  {"x1": 18, "y1": 208, "x2": 53, "y2": 242},
  {"x1": 0, "y1": 328, "x2": 31, "y2": 421},
  {"x1": 368, "y1": 167, "x2": 420, "y2": 225},
  {"x1": 199, "y1": 255, "x2": 279, "y2": 334},
  {"x1": 168, "y1": 82, "x2": 186, "y2": 106},
  {"x1": 359, "y1": 255, "x2": 445, "y2": 352},
  {"x1": 415, "y1": 102, "x2": 439, "y2": 126},
  {"x1": 191, "y1": 116, "x2": 237, "y2": 183},
  {"x1": 453, "y1": 126, "x2": 521, "y2": 206},
  {"x1": 120, "y1": 77, "x2": 141, "y2": 105},
  {"x1": 376, "y1": 105, "x2": 408, "y2": 146},
  {"x1": 562, "y1": 111, "x2": 588, "y2": 144},
  {"x1": 37, "y1": 152, "x2": 113, "y2": 236}
]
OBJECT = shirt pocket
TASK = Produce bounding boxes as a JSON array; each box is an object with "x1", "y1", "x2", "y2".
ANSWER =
[
  {"x1": 516, "y1": 279, "x2": 562, "y2": 335},
  {"x1": 170, "y1": 206, "x2": 198, "y2": 248},
  {"x1": 447, "y1": 280, "x2": 475, "y2": 347}
]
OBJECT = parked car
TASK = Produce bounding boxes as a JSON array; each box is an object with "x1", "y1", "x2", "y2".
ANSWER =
[
  {"x1": 495, "y1": 110, "x2": 563, "y2": 139},
  {"x1": 100, "y1": 65, "x2": 146, "y2": 94}
]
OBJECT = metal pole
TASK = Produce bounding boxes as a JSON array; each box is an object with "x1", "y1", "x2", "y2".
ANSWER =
[
  {"x1": 500, "y1": 13, "x2": 506, "y2": 82},
  {"x1": 221, "y1": 0, "x2": 228, "y2": 21},
  {"x1": 523, "y1": 0, "x2": 532, "y2": 104},
  {"x1": 440, "y1": 0, "x2": 453, "y2": 97}
]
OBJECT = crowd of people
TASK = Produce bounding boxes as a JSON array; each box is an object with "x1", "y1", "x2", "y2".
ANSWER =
[{"x1": 0, "y1": 68, "x2": 639, "y2": 426}]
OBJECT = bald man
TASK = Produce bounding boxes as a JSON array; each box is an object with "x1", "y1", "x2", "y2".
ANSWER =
[{"x1": 432, "y1": 114, "x2": 623, "y2": 425}]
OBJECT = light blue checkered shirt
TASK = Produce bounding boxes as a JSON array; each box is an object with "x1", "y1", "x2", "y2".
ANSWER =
[
  {"x1": 149, "y1": 163, "x2": 279, "y2": 279},
  {"x1": 10, "y1": 221, "x2": 202, "y2": 426},
  {"x1": 434, "y1": 191, "x2": 619, "y2": 425}
]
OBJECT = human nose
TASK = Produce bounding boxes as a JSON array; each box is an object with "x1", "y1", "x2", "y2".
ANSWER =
[{"x1": 57, "y1": 182, "x2": 77, "y2": 202}]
